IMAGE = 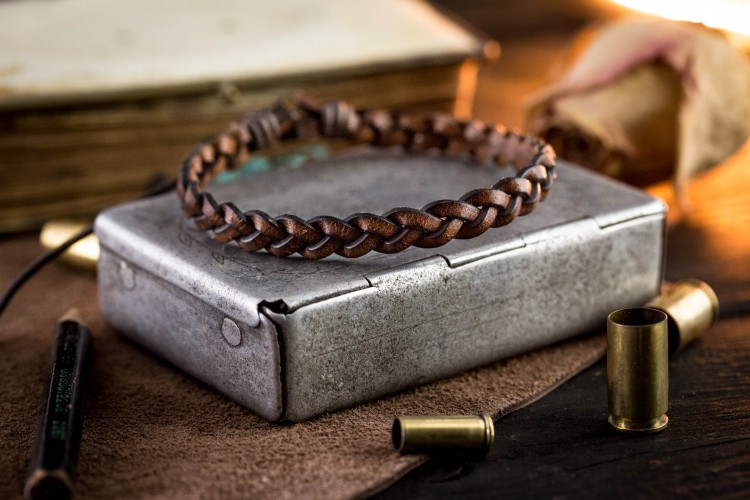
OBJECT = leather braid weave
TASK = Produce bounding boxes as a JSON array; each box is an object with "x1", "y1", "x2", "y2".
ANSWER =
[{"x1": 177, "y1": 99, "x2": 557, "y2": 260}]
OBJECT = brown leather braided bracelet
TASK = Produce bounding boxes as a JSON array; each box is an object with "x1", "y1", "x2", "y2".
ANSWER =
[{"x1": 178, "y1": 99, "x2": 557, "y2": 260}]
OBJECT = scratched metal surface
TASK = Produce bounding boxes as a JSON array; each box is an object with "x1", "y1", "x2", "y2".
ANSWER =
[
  {"x1": 96, "y1": 153, "x2": 664, "y2": 325},
  {"x1": 96, "y1": 153, "x2": 665, "y2": 420}
]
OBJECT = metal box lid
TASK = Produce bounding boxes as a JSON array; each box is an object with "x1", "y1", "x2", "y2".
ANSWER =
[{"x1": 96, "y1": 151, "x2": 665, "y2": 328}]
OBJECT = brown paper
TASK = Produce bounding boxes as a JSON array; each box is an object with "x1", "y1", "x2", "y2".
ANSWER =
[{"x1": 526, "y1": 19, "x2": 750, "y2": 197}]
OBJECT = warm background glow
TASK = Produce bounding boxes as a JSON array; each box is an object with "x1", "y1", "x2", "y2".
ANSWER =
[{"x1": 611, "y1": 0, "x2": 750, "y2": 36}]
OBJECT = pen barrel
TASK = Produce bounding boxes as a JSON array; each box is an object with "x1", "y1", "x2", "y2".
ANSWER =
[{"x1": 25, "y1": 320, "x2": 92, "y2": 500}]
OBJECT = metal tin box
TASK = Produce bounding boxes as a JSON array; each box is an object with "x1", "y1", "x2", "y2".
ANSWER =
[{"x1": 95, "y1": 153, "x2": 665, "y2": 421}]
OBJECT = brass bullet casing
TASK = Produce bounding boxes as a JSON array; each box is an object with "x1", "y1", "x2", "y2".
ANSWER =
[
  {"x1": 646, "y1": 279, "x2": 719, "y2": 354},
  {"x1": 392, "y1": 415, "x2": 494, "y2": 455},
  {"x1": 607, "y1": 308, "x2": 669, "y2": 434},
  {"x1": 39, "y1": 220, "x2": 99, "y2": 271}
]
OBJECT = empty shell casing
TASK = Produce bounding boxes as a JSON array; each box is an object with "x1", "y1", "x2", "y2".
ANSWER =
[
  {"x1": 392, "y1": 415, "x2": 494, "y2": 455},
  {"x1": 39, "y1": 220, "x2": 99, "y2": 271},
  {"x1": 646, "y1": 279, "x2": 719, "y2": 354},
  {"x1": 607, "y1": 308, "x2": 669, "y2": 434}
]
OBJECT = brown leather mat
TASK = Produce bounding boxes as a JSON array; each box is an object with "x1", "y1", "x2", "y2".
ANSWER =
[{"x1": 0, "y1": 234, "x2": 605, "y2": 499}]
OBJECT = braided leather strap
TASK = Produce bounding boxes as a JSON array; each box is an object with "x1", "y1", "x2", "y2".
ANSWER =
[{"x1": 178, "y1": 100, "x2": 557, "y2": 260}]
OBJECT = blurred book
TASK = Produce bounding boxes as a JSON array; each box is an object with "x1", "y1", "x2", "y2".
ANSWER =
[{"x1": 0, "y1": 0, "x2": 497, "y2": 233}]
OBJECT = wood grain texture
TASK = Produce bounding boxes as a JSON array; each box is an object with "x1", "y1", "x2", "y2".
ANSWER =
[{"x1": 377, "y1": 319, "x2": 750, "y2": 499}]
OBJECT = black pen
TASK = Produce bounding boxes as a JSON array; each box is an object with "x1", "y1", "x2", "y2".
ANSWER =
[{"x1": 24, "y1": 309, "x2": 92, "y2": 500}]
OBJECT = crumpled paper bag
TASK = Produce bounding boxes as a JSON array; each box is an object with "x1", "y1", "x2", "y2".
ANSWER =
[{"x1": 526, "y1": 19, "x2": 750, "y2": 199}]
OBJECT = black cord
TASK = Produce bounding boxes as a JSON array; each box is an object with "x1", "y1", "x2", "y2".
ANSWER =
[
  {"x1": 0, "y1": 179, "x2": 176, "y2": 321},
  {"x1": 0, "y1": 225, "x2": 94, "y2": 319}
]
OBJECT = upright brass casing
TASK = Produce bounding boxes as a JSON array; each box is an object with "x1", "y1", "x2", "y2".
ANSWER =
[
  {"x1": 646, "y1": 279, "x2": 719, "y2": 354},
  {"x1": 607, "y1": 308, "x2": 669, "y2": 433},
  {"x1": 392, "y1": 415, "x2": 494, "y2": 454}
]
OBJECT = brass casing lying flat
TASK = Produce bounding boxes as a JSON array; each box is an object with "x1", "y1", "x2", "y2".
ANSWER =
[
  {"x1": 646, "y1": 279, "x2": 719, "y2": 354},
  {"x1": 607, "y1": 308, "x2": 669, "y2": 434},
  {"x1": 39, "y1": 220, "x2": 98, "y2": 270},
  {"x1": 392, "y1": 415, "x2": 494, "y2": 455}
]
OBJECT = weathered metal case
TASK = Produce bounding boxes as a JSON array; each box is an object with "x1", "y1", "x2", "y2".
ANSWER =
[{"x1": 95, "y1": 153, "x2": 665, "y2": 422}]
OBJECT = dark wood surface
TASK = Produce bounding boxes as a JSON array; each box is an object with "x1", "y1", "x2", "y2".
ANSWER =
[
  {"x1": 377, "y1": 316, "x2": 750, "y2": 499},
  {"x1": 2, "y1": 2, "x2": 747, "y2": 498},
  {"x1": 377, "y1": 1, "x2": 750, "y2": 498}
]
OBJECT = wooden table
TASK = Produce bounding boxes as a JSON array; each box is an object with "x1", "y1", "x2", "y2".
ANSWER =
[
  {"x1": 376, "y1": 1, "x2": 750, "y2": 497},
  {"x1": 2, "y1": 2, "x2": 747, "y2": 498}
]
